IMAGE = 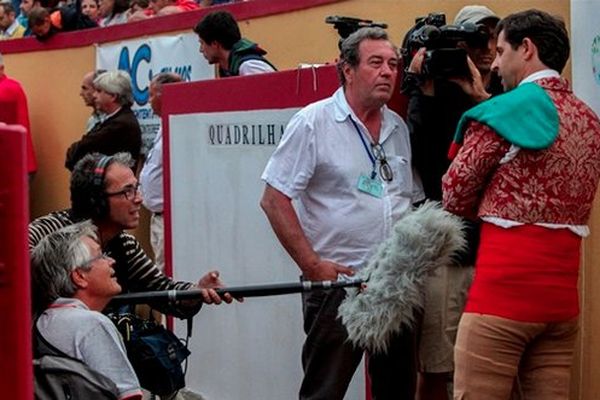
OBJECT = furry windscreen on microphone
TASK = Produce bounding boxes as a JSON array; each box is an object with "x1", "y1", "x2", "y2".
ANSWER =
[{"x1": 338, "y1": 201, "x2": 466, "y2": 354}]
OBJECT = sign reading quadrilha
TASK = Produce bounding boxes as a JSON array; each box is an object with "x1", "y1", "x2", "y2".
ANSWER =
[{"x1": 207, "y1": 122, "x2": 287, "y2": 146}]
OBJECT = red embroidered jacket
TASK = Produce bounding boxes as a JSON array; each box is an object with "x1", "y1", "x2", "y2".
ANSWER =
[{"x1": 442, "y1": 77, "x2": 600, "y2": 225}]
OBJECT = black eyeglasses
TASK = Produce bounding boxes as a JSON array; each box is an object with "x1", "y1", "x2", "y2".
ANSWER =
[
  {"x1": 106, "y1": 182, "x2": 141, "y2": 200},
  {"x1": 371, "y1": 144, "x2": 394, "y2": 182}
]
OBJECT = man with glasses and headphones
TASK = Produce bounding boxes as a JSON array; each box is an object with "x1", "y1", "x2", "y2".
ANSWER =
[
  {"x1": 29, "y1": 152, "x2": 233, "y2": 318},
  {"x1": 260, "y1": 27, "x2": 423, "y2": 400}
]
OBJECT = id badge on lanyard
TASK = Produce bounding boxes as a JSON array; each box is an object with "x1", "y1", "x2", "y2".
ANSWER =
[
  {"x1": 351, "y1": 118, "x2": 385, "y2": 199},
  {"x1": 357, "y1": 174, "x2": 384, "y2": 198}
]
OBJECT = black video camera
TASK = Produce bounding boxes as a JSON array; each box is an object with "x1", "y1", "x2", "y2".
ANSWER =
[
  {"x1": 326, "y1": 15, "x2": 388, "y2": 50},
  {"x1": 402, "y1": 13, "x2": 490, "y2": 79}
]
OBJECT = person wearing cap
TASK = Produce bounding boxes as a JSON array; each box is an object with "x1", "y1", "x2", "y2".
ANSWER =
[
  {"x1": 403, "y1": 5, "x2": 502, "y2": 400},
  {"x1": 453, "y1": 5, "x2": 503, "y2": 96}
]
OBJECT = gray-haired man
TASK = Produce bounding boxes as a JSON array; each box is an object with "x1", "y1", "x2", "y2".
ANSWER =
[
  {"x1": 261, "y1": 27, "x2": 423, "y2": 399},
  {"x1": 32, "y1": 221, "x2": 143, "y2": 400},
  {"x1": 65, "y1": 70, "x2": 142, "y2": 171}
]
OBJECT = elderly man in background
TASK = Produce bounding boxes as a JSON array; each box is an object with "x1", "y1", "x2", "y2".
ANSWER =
[
  {"x1": 32, "y1": 221, "x2": 143, "y2": 400},
  {"x1": 65, "y1": 70, "x2": 141, "y2": 171},
  {"x1": 80, "y1": 69, "x2": 107, "y2": 133}
]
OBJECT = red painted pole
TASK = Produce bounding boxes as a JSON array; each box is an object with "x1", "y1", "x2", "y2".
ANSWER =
[{"x1": 0, "y1": 124, "x2": 32, "y2": 399}]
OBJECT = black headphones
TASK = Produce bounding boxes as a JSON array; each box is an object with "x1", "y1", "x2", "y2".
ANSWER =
[{"x1": 89, "y1": 155, "x2": 113, "y2": 218}]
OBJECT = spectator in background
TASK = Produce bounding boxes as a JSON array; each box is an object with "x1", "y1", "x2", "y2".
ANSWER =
[
  {"x1": 18, "y1": 0, "x2": 39, "y2": 35},
  {"x1": 127, "y1": 0, "x2": 198, "y2": 22},
  {"x1": 98, "y1": 0, "x2": 128, "y2": 27},
  {"x1": 126, "y1": 0, "x2": 148, "y2": 17},
  {"x1": 0, "y1": 52, "x2": 37, "y2": 178},
  {"x1": 80, "y1": 69, "x2": 107, "y2": 133},
  {"x1": 139, "y1": 72, "x2": 181, "y2": 272},
  {"x1": 65, "y1": 71, "x2": 141, "y2": 171},
  {"x1": 193, "y1": 10, "x2": 276, "y2": 77},
  {"x1": 28, "y1": 0, "x2": 97, "y2": 40},
  {"x1": 0, "y1": 2, "x2": 26, "y2": 39},
  {"x1": 80, "y1": 0, "x2": 99, "y2": 22}
]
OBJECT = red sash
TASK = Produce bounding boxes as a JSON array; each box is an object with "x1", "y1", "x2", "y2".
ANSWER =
[{"x1": 465, "y1": 222, "x2": 580, "y2": 322}]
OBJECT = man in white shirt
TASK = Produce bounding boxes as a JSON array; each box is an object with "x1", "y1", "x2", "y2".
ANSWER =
[
  {"x1": 139, "y1": 72, "x2": 182, "y2": 271},
  {"x1": 261, "y1": 27, "x2": 423, "y2": 400}
]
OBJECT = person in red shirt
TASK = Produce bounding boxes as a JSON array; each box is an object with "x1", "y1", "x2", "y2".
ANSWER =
[{"x1": 0, "y1": 52, "x2": 37, "y2": 178}]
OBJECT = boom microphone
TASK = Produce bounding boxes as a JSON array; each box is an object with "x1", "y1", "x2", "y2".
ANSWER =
[
  {"x1": 109, "y1": 278, "x2": 364, "y2": 306},
  {"x1": 338, "y1": 201, "x2": 466, "y2": 354}
]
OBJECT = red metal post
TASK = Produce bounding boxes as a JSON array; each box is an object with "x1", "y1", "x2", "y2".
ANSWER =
[{"x1": 0, "y1": 124, "x2": 32, "y2": 399}]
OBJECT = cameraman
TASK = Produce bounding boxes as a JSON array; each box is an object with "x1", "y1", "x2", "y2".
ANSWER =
[{"x1": 403, "y1": 5, "x2": 503, "y2": 400}]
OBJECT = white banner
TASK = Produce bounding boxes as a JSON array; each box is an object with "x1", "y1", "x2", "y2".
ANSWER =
[
  {"x1": 571, "y1": 0, "x2": 600, "y2": 116},
  {"x1": 96, "y1": 34, "x2": 215, "y2": 154}
]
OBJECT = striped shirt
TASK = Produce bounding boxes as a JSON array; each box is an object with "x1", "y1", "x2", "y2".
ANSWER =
[{"x1": 29, "y1": 210, "x2": 200, "y2": 318}]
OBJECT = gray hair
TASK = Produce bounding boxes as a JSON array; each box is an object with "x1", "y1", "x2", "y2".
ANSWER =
[
  {"x1": 336, "y1": 27, "x2": 394, "y2": 86},
  {"x1": 93, "y1": 68, "x2": 107, "y2": 80},
  {"x1": 31, "y1": 221, "x2": 98, "y2": 309},
  {"x1": 151, "y1": 72, "x2": 182, "y2": 87},
  {"x1": 93, "y1": 70, "x2": 134, "y2": 107}
]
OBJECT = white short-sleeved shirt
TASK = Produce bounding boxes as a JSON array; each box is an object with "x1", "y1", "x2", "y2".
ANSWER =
[
  {"x1": 239, "y1": 59, "x2": 276, "y2": 76},
  {"x1": 262, "y1": 87, "x2": 423, "y2": 269},
  {"x1": 36, "y1": 298, "x2": 142, "y2": 400},
  {"x1": 140, "y1": 127, "x2": 163, "y2": 213}
]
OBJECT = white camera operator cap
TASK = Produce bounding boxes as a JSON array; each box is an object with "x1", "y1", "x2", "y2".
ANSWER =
[{"x1": 453, "y1": 5, "x2": 499, "y2": 25}]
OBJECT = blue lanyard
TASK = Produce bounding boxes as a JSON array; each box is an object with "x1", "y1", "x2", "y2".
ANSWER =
[{"x1": 350, "y1": 118, "x2": 377, "y2": 179}]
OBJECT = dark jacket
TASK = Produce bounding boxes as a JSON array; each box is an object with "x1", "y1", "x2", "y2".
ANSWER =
[
  {"x1": 407, "y1": 75, "x2": 503, "y2": 265},
  {"x1": 65, "y1": 106, "x2": 142, "y2": 171},
  {"x1": 220, "y1": 38, "x2": 277, "y2": 77}
]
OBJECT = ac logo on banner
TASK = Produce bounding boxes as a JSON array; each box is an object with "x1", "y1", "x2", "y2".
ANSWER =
[{"x1": 118, "y1": 44, "x2": 152, "y2": 106}]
